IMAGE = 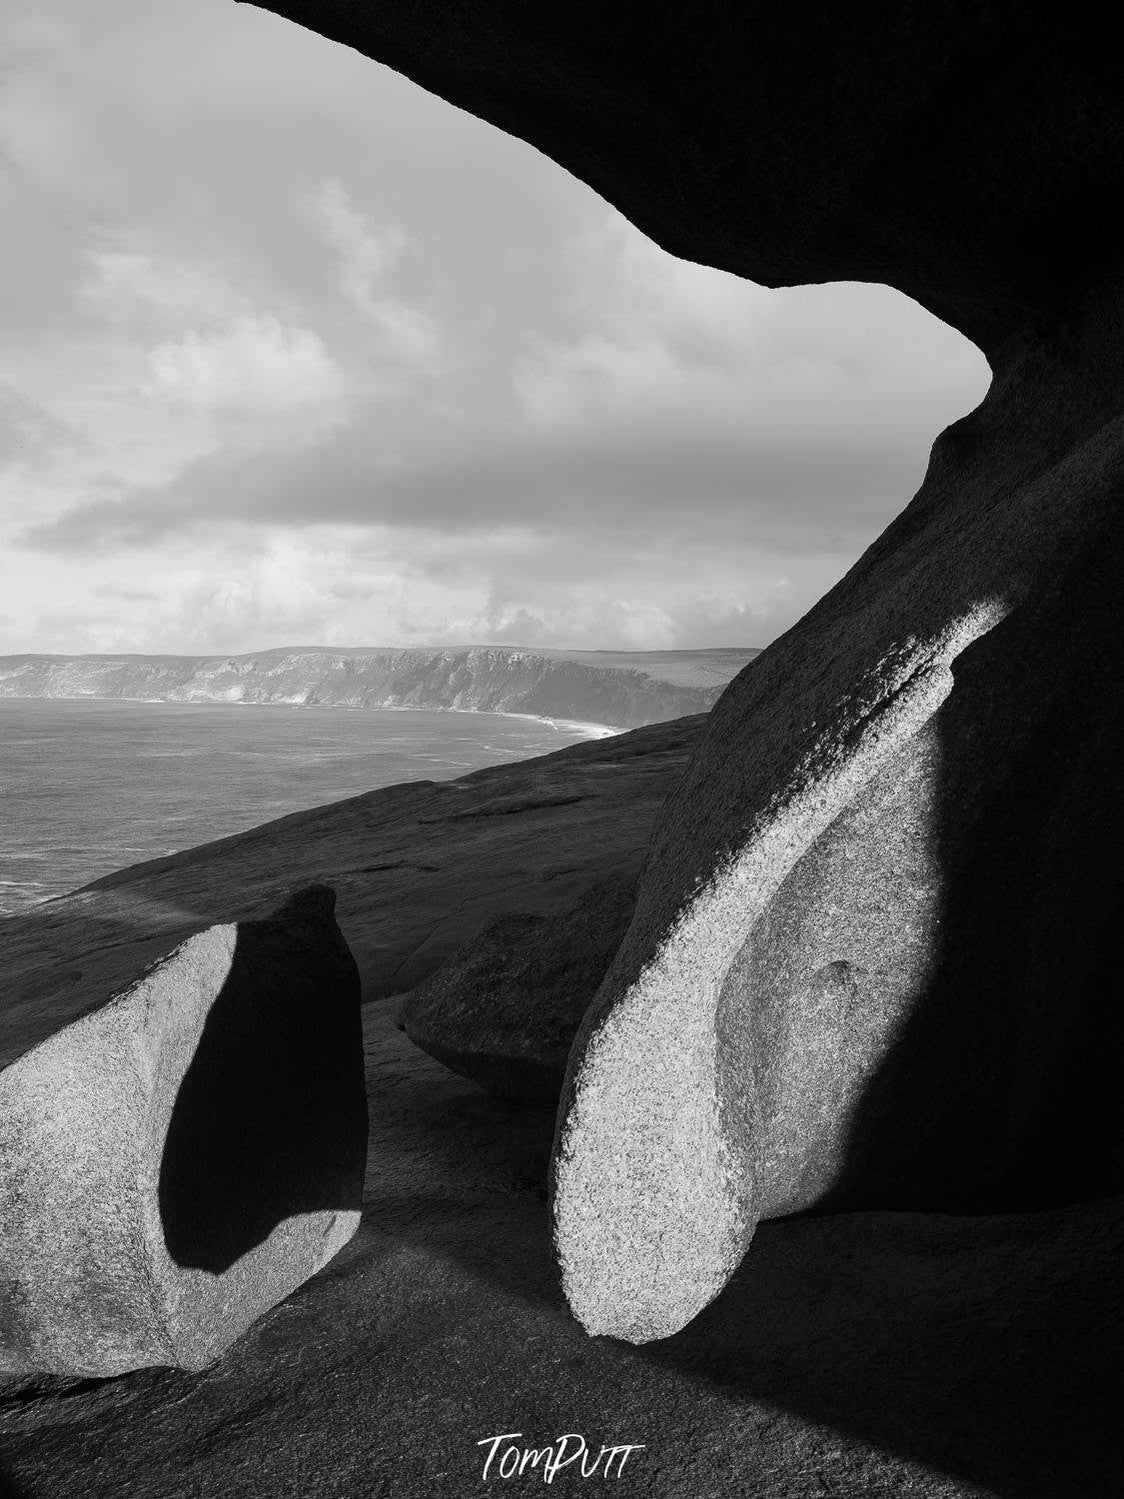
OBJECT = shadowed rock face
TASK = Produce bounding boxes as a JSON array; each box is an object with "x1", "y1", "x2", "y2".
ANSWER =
[
  {"x1": 0, "y1": 886, "x2": 367, "y2": 1377},
  {"x1": 243, "y1": 2, "x2": 1124, "y2": 1344},
  {"x1": 398, "y1": 874, "x2": 638, "y2": 1103}
]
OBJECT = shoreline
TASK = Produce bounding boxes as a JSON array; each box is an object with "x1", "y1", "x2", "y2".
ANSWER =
[
  {"x1": 0, "y1": 697, "x2": 621, "y2": 917},
  {"x1": 0, "y1": 694, "x2": 621, "y2": 740}
]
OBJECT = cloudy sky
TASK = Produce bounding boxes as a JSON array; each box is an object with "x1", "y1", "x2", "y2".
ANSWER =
[{"x1": 0, "y1": 0, "x2": 990, "y2": 656}]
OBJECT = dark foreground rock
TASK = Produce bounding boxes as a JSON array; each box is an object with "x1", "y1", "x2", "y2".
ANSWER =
[
  {"x1": 1, "y1": 1010, "x2": 1119, "y2": 1498},
  {"x1": 247, "y1": 2, "x2": 1123, "y2": 355},
  {"x1": 398, "y1": 874, "x2": 637, "y2": 1103},
  {"x1": 0, "y1": 886, "x2": 366, "y2": 1378}
]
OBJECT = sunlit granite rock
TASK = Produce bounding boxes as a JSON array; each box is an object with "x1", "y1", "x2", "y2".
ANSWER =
[{"x1": 0, "y1": 886, "x2": 366, "y2": 1376}]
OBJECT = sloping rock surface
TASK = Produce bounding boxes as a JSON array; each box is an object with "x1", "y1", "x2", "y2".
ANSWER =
[{"x1": 0, "y1": 716, "x2": 699, "y2": 1044}]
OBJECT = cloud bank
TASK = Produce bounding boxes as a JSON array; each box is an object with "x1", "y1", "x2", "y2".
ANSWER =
[{"x1": 0, "y1": 0, "x2": 990, "y2": 655}]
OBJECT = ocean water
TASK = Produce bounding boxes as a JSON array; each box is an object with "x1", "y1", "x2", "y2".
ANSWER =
[{"x1": 0, "y1": 698, "x2": 607, "y2": 916}]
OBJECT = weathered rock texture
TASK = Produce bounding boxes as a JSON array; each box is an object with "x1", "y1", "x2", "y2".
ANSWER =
[
  {"x1": 0, "y1": 886, "x2": 367, "y2": 1377},
  {"x1": 398, "y1": 874, "x2": 637, "y2": 1103},
  {"x1": 244, "y1": 2, "x2": 1124, "y2": 1343}
]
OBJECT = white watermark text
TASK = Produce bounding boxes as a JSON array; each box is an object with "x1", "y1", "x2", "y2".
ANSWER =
[{"x1": 477, "y1": 1432, "x2": 645, "y2": 1483}]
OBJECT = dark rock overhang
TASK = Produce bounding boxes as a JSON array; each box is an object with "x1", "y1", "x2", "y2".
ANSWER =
[{"x1": 243, "y1": 2, "x2": 1124, "y2": 355}]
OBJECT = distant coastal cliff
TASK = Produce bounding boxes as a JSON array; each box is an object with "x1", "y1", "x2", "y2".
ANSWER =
[{"x1": 0, "y1": 646, "x2": 759, "y2": 731}]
